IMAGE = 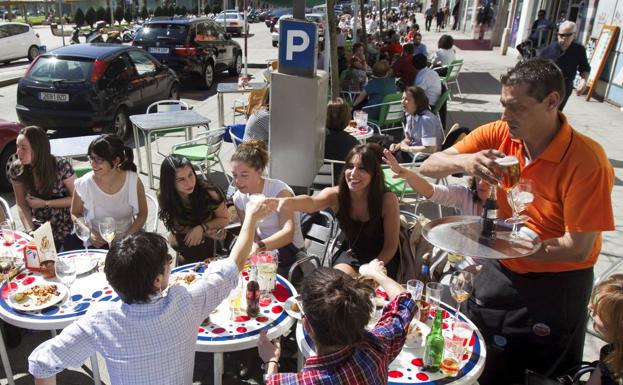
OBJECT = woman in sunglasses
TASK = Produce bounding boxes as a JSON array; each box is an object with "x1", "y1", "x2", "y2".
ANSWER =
[
  {"x1": 9, "y1": 126, "x2": 82, "y2": 251},
  {"x1": 71, "y1": 134, "x2": 147, "y2": 248}
]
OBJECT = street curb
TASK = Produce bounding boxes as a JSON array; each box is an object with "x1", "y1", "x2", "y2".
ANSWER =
[
  {"x1": 247, "y1": 63, "x2": 269, "y2": 69},
  {"x1": 0, "y1": 77, "x2": 20, "y2": 88}
]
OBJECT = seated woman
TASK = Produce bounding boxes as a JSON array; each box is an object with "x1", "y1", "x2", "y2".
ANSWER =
[
  {"x1": 430, "y1": 34, "x2": 456, "y2": 75},
  {"x1": 231, "y1": 140, "x2": 304, "y2": 276},
  {"x1": 158, "y1": 154, "x2": 229, "y2": 265},
  {"x1": 325, "y1": 98, "x2": 360, "y2": 185},
  {"x1": 71, "y1": 135, "x2": 147, "y2": 248},
  {"x1": 258, "y1": 260, "x2": 416, "y2": 384},
  {"x1": 586, "y1": 274, "x2": 623, "y2": 385},
  {"x1": 353, "y1": 60, "x2": 397, "y2": 121},
  {"x1": 9, "y1": 126, "x2": 81, "y2": 251},
  {"x1": 271, "y1": 143, "x2": 400, "y2": 278},
  {"x1": 389, "y1": 86, "x2": 444, "y2": 162}
]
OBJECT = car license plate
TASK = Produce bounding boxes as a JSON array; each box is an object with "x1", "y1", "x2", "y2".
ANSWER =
[
  {"x1": 149, "y1": 47, "x2": 169, "y2": 54},
  {"x1": 39, "y1": 92, "x2": 69, "y2": 102}
]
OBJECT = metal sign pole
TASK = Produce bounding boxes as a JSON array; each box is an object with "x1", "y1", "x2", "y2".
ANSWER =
[
  {"x1": 244, "y1": 0, "x2": 248, "y2": 76},
  {"x1": 58, "y1": 0, "x2": 65, "y2": 46}
]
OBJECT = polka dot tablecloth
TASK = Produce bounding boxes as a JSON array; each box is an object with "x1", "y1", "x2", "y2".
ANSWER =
[
  {"x1": 1, "y1": 230, "x2": 31, "y2": 256},
  {"x1": 296, "y1": 301, "x2": 487, "y2": 385},
  {"x1": 0, "y1": 249, "x2": 117, "y2": 330},
  {"x1": 171, "y1": 263, "x2": 298, "y2": 353}
]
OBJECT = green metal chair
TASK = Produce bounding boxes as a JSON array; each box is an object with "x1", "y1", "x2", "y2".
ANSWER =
[
  {"x1": 171, "y1": 128, "x2": 230, "y2": 184},
  {"x1": 364, "y1": 92, "x2": 405, "y2": 136},
  {"x1": 440, "y1": 59, "x2": 464, "y2": 100},
  {"x1": 74, "y1": 165, "x2": 92, "y2": 178}
]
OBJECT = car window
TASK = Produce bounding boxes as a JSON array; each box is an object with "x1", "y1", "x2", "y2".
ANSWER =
[
  {"x1": 195, "y1": 22, "x2": 218, "y2": 42},
  {"x1": 0, "y1": 26, "x2": 8, "y2": 38},
  {"x1": 26, "y1": 57, "x2": 93, "y2": 82},
  {"x1": 103, "y1": 54, "x2": 135, "y2": 82},
  {"x1": 205, "y1": 21, "x2": 223, "y2": 38},
  {"x1": 7, "y1": 24, "x2": 28, "y2": 36},
  {"x1": 128, "y1": 51, "x2": 157, "y2": 76},
  {"x1": 135, "y1": 23, "x2": 188, "y2": 42}
]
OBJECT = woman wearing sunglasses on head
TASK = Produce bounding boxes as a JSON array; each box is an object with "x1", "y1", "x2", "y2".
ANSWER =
[{"x1": 71, "y1": 135, "x2": 147, "y2": 248}]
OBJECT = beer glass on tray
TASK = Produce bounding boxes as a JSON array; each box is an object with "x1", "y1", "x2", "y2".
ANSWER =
[{"x1": 494, "y1": 155, "x2": 520, "y2": 191}]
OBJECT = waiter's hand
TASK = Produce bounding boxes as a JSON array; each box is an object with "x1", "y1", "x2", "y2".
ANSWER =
[
  {"x1": 576, "y1": 79, "x2": 587, "y2": 95},
  {"x1": 463, "y1": 149, "x2": 505, "y2": 185}
]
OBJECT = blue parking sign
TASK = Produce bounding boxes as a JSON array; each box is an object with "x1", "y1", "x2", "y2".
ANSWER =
[{"x1": 278, "y1": 19, "x2": 318, "y2": 78}]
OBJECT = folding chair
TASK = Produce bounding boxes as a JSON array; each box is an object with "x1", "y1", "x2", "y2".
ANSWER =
[
  {"x1": 311, "y1": 159, "x2": 345, "y2": 192},
  {"x1": 144, "y1": 194, "x2": 159, "y2": 233},
  {"x1": 441, "y1": 59, "x2": 464, "y2": 99},
  {"x1": 228, "y1": 124, "x2": 245, "y2": 147},
  {"x1": 432, "y1": 84, "x2": 450, "y2": 134},
  {"x1": 363, "y1": 92, "x2": 405, "y2": 139},
  {"x1": 232, "y1": 88, "x2": 269, "y2": 123},
  {"x1": 146, "y1": 100, "x2": 196, "y2": 158},
  {"x1": 171, "y1": 128, "x2": 231, "y2": 184}
]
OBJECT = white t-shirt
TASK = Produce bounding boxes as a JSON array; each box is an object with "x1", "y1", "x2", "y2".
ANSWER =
[
  {"x1": 414, "y1": 67, "x2": 442, "y2": 106},
  {"x1": 74, "y1": 171, "x2": 139, "y2": 236},
  {"x1": 233, "y1": 178, "x2": 304, "y2": 249},
  {"x1": 431, "y1": 48, "x2": 456, "y2": 67}
]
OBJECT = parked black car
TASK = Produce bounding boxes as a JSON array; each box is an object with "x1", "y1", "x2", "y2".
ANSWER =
[
  {"x1": 16, "y1": 44, "x2": 179, "y2": 138},
  {"x1": 133, "y1": 16, "x2": 242, "y2": 89}
]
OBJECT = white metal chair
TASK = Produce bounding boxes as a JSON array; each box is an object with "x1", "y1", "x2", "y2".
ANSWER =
[
  {"x1": 145, "y1": 194, "x2": 159, "y2": 233},
  {"x1": 171, "y1": 128, "x2": 231, "y2": 184},
  {"x1": 146, "y1": 100, "x2": 195, "y2": 158},
  {"x1": 362, "y1": 93, "x2": 405, "y2": 139},
  {"x1": 311, "y1": 159, "x2": 345, "y2": 191}
]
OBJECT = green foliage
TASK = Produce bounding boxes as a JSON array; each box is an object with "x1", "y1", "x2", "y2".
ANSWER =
[
  {"x1": 74, "y1": 8, "x2": 85, "y2": 27},
  {"x1": 141, "y1": 6, "x2": 148, "y2": 20},
  {"x1": 203, "y1": 4, "x2": 212, "y2": 14},
  {"x1": 213, "y1": 5, "x2": 223, "y2": 13},
  {"x1": 181, "y1": 6, "x2": 187, "y2": 15},
  {"x1": 114, "y1": 6, "x2": 124, "y2": 24},
  {"x1": 104, "y1": 6, "x2": 113, "y2": 24},
  {"x1": 154, "y1": 6, "x2": 163, "y2": 16},
  {"x1": 85, "y1": 7, "x2": 96, "y2": 27},
  {"x1": 166, "y1": 5, "x2": 175, "y2": 16},
  {"x1": 95, "y1": 6, "x2": 106, "y2": 23},
  {"x1": 124, "y1": 7, "x2": 133, "y2": 23}
]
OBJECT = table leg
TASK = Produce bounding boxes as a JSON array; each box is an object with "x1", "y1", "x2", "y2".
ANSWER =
[
  {"x1": 0, "y1": 332, "x2": 15, "y2": 385},
  {"x1": 146, "y1": 132, "x2": 154, "y2": 190},
  {"x1": 133, "y1": 124, "x2": 143, "y2": 175},
  {"x1": 213, "y1": 352, "x2": 223, "y2": 385},
  {"x1": 218, "y1": 92, "x2": 224, "y2": 127},
  {"x1": 90, "y1": 354, "x2": 101, "y2": 385},
  {"x1": 185, "y1": 127, "x2": 192, "y2": 141},
  {"x1": 297, "y1": 351, "x2": 304, "y2": 371},
  {"x1": 50, "y1": 329, "x2": 57, "y2": 337}
]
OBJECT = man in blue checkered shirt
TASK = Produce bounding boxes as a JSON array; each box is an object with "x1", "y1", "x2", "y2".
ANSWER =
[{"x1": 28, "y1": 199, "x2": 276, "y2": 385}]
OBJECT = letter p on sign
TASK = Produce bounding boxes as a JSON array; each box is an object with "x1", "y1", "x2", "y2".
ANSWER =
[{"x1": 285, "y1": 30, "x2": 309, "y2": 60}]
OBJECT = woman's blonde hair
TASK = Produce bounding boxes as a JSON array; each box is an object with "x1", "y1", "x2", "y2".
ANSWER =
[
  {"x1": 593, "y1": 274, "x2": 623, "y2": 380},
  {"x1": 230, "y1": 139, "x2": 269, "y2": 172}
]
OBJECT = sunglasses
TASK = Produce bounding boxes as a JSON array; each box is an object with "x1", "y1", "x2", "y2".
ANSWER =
[
  {"x1": 557, "y1": 33, "x2": 573, "y2": 38},
  {"x1": 87, "y1": 155, "x2": 107, "y2": 165}
]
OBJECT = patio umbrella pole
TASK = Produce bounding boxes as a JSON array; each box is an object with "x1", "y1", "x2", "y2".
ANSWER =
[{"x1": 58, "y1": 0, "x2": 65, "y2": 46}]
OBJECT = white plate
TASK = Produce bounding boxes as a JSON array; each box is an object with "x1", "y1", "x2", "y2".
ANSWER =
[
  {"x1": 404, "y1": 319, "x2": 431, "y2": 349},
  {"x1": 284, "y1": 295, "x2": 303, "y2": 320},
  {"x1": 68, "y1": 255, "x2": 99, "y2": 276},
  {"x1": 9, "y1": 282, "x2": 68, "y2": 312},
  {"x1": 169, "y1": 272, "x2": 200, "y2": 288}
]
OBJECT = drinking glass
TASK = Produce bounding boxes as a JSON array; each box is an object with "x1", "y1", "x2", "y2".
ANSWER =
[
  {"x1": 252, "y1": 251, "x2": 278, "y2": 295},
  {"x1": 450, "y1": 271, "x2": 473, "y2": 322},
  {"x1": 1, "y1": 220, "x2": 15, "y2": 246},
  {"x1": 505, "y1": 179, "x2": 534, "y2": 238},
  {"x1": 74, "y1": 217, "x2": 91, "y2": 258},
  {"x1": 98, "y1": 217, "x2": 116, "y2": 246},
  {"x1": 55, "y1": 257, "x2": 77, "y2": 307},
  {"x1": 494, "y1": 155, "x2": 520, "y2": 191},
  {"x1": 407, "y1": 279, "x2": 424, "y2": 300},
  {"x1": 0, "y1": 253, "x2": 15, "y2": 295},
  {"x1": 426, "y1": 282, "x2": 443, "y2": 315}
]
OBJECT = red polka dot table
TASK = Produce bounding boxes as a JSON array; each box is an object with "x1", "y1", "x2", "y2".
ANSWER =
[
  {"x1": 295, "y1": 300, "x2": 487, "y2": 385},
  {"x1": 0, "y1": 249, "x2": 111, "y2": 385},
  {"x1": 171, "y1": 263, "x2": 298, "y2": 385}
]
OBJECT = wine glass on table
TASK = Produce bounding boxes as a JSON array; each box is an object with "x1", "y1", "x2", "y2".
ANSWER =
[
  {"x1": 1, "y1": 220, "x2": 15, "y2": 247},
  {"x1": 449, "y1": 270, "x2": 473, "y2": 323},
  {"x1": 0, "y1": 253, "x2": 15, "y2": 296},
  {"x1": 74, "y1": 217, "x2": 91, "y2": 258},
  {"x1": 98, "y1": 217, "x2": 116, "y2": 247},
  {"x1": 505, "y1": 179, "x2": 534, "y2": 239},
  {"x1": 55, "y1": 257, "x2": 77, "y2": 307}
]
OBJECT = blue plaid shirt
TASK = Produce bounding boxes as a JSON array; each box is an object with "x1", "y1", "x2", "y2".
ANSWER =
[
  {"x1": 268, "y1": 292, "x2": 416, "y2": 385},
  {"x1": 28, "y1": 259, "x2": 239, "y2": 385}
]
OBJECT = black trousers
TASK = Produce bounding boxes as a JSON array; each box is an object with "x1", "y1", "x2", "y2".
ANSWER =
[
  {"x1": 425, "y1": 16, "x2": 433, "y2": 31},
  {"x1": 559, "y1": 81, "x2": 574, "y2": 111},
  {"x1": 465, "y1": 259, "x2": 593, "y2": 385}
]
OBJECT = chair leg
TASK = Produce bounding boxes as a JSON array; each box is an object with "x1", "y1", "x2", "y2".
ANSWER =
[
  {"x1": 217, "y1": 156, "x2": 232, "y2": 184},
  {"x1": 456, "y1": 81, "x2": 463, "y2": 98}
]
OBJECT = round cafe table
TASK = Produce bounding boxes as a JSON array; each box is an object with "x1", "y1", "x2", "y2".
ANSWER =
[
  {"x1": 171, "y1": 263, "x2": 298, "y2": 385},
  {"x1": 295, "y1": 299, "x2": 487, "y2": 385},
  {"x1": 0, "y1": 249, "x2": 112, "y2": 385},
  {"x1": 350, "y1": 125, "x2": 375, "y2": 143}
]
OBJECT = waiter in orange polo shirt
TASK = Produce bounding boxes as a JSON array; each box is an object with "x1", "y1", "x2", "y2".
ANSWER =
[{"x1": 420, "y1": 58, "x2": 615, "y2": 385}]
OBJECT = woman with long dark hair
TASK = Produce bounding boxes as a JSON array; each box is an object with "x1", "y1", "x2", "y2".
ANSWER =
[
  {"x1": 9, "y1": 126, "x2": 81, "y2": 250},
  {"x1": 71, "y1": 134, "x2": 147, "y2": 247},
  {"x1": 158, "y1": 154, "x2": 229, "y2": 264},
  {"x1": 271, "y1": 143, "x2": 401, "y2": 277}
]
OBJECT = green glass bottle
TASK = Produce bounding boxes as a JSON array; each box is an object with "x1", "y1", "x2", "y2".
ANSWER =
[{"x1": 423, "y1": 308, "x2": 445, "y2": 371}]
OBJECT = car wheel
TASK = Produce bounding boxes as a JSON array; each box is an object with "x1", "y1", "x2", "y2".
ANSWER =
[
  {"x1": 27, "y1": 45, "x2": 40, "y2": 62},
  {"x1": 229, "y1": 53, "x2": 242, "y2": 76},
  {"x1": 0, "y1": 143, "x2": 17, "y2": 192},
  {"x1": 272, "y1": 40, "x2": 278, "y2": 47},
  {"x1": 169, "y1": 83, "x2": 180, "y2": 100},
  {"x1": 111, "y1": 107, "x2": 130, "y2": 139},
  {"x1": 201, "y1": 62, "x2": 215, "y2": 90}
]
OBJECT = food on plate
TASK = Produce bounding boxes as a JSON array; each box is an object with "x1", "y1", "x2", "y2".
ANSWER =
[
  {"x1": 290, "y1": 301, "x2": 300, "y2": 313},
  {"x1": 14, "y1": 292, "x2": 28, "y2": 303},
  {"x1": 171, "y1": 273, "x2": 198, "y2": 286},
  {"x1": 348, "y1": 120, "x2": 357, "y2": 128},
  {"x1": 17, "y1": 284, "x2": 61, "y2": 306}
]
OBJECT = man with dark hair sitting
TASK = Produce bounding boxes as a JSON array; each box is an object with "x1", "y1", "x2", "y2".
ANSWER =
[
  {"x1": 28, "y1": 200, "x2": 275, "y2": 385},
  {"x1": 258, "y1": 259, "x2": 417, "y2": 384}
]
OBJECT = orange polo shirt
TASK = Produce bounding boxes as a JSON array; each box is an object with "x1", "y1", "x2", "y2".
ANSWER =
[{"x1": 454, "y1": 113, "x2": 615, "y2": 274}]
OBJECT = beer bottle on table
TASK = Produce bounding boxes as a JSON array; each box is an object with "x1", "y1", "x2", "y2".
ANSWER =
[
  {"x1": 246, "y1": 265, "x2": 260, "y2": 317},
  {"x1": 423, "y1": 308, "x2": 445, "y2": 371},
  {"x1": 480, "y1": 185, "x2": 498, "y2": 243}
]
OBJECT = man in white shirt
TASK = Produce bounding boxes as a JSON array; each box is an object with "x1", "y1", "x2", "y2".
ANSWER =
[
  {"x1": 28, "y1": 200, "x2": 275, "y2": 385},
  {"x1": 413, "y1": 53, "x2": 442, "y2": 107}
]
